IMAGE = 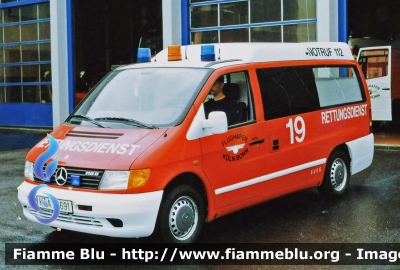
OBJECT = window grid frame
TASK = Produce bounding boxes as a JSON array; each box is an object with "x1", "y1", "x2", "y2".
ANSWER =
[
  {"x1": 0, "y1": 0, "x2": 50, "y2": 103},
  {"x1": 189, "y1": 0, "x2": 317, "y2": 44}
]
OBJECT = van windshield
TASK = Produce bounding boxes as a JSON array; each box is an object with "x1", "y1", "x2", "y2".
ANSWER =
[{"x1": 70, "y1": 67, "x2": 210, "y2": 128}]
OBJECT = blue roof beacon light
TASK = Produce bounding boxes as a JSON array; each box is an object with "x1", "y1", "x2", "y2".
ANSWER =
[
  {"x1": 137, "y1": 48, "x2": 151, "y2": 63},
  {"x1": 201, "y1": 45, "x2": 215, "y2": 61}
]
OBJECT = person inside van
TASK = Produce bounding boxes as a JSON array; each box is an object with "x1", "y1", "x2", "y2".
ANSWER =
[{"x1": 204, "y1": 76, "x2": 239, "y2": 126}]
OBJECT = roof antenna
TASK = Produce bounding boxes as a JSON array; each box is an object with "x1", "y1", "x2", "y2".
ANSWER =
[
  {"x1": 185, "y1": 45, "x2": 188, "y2": 60},
  {"x1": 218, "y1": 47, "x2": 221, "y2": 60},
  {"x1": 138, "y1": 37, "x2": 142, "y2": 48}
]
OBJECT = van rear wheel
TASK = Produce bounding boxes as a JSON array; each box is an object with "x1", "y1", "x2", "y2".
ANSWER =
[
  {"x1": 318, "y1": 150, "x2": 350, "y2": 198},
  {"x1": 158, "y1": 184, "x2": 204, "y2": 244}
]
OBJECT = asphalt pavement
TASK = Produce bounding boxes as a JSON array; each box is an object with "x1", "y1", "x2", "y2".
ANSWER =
[
  {"x1": 1, "y1": 125, "x2": 400, "y2": 269},
  {"x1": 2, "y1": 139, "x2": 400, "y2": 270}
]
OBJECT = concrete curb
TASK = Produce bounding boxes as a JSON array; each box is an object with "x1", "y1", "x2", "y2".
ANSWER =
[{"x1": 374, "y1": 144, "x2": 400, "y2": 151}]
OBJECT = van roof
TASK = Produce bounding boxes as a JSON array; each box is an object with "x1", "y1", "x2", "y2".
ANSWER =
[{"x1": 118, "y1": 42, "x2": 354, "y2": 70}]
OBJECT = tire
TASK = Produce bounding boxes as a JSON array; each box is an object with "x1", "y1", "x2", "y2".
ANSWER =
[
  {"x1": 157, "y1": 184, "x2": 205, "y2": 244},
  {"x1": 318, "y1": 150, "x2": 350, "y2": 198}
]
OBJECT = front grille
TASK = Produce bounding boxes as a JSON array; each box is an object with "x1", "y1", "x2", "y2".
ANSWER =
[
  {"x1": 29, "y1": 208, "x2": 103, "y2": 227},
  {"x1": 33, "y1": 165, "x2": 104, "y2": 189}
]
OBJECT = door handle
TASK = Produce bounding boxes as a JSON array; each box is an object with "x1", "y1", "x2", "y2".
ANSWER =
[
  {"x1": 382, "y1": 88, "x2": 390, "y2": 90},
  {"x1": 249, "y1": 138, "x2": 264, "y2": 146},
  {"x1": 272, "y1": 139, "x2": 279, "y2": 150}
]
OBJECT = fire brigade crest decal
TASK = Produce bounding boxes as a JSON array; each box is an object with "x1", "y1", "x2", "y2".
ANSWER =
[{"x1": 222, "y1": 134, "x2": 249, "y2": 162}]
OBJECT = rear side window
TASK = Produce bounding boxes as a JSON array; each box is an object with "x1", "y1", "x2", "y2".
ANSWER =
[
  {"x1": 314, "y1": 67, "x2": 363, "y2": 107},
  {"x1": 256, "y1": 65, "x2": 365, "y2": 120}
]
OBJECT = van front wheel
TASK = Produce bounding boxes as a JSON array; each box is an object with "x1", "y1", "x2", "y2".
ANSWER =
[
  {"x1": 158, "y1": 185, "x2": 204, "y2": 244},
  {"x1": 318, "y1": 150, "x2": 350, "y2": 198}
]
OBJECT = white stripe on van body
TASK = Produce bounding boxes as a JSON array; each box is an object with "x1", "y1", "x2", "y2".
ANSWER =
[{"x1": 215, "y1": 158, "x2": 327, "y2": 195}]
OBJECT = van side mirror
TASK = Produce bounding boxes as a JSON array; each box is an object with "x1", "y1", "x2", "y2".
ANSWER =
[
  {"x1": 186, "y1": 104, "x2": 228, "y2": 140},
  {"x1": 202, "y1": 111, "x2": 228, "y2": 134}
]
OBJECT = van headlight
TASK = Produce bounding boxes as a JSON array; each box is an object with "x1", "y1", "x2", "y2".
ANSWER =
[
  {"x1": 99, "y1": 171, "x2": 130, "y2": 190},
  {"x1": 24, "y1": 161, "x2": 34, "y2": 181},
  {"x1": 99, "y1": 169, "x2": 151, "y2": 190}
]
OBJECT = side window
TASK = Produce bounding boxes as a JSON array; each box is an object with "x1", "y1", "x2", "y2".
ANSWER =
[
  {"x1": 203, "y1": 71, "x2": 255, "y2": 127},
  {"x1": 358, "y1": 49, "x2": 389, "y2": 79},
  {"x1": 256, "y1": 66, "x2": 319, "y2": 120},
  {"x1": 314, "y1": 66, "x2": 364, "y2": 107},
  {"x1": 256, "y1": 65, "x2": 366, "y2": 120}
]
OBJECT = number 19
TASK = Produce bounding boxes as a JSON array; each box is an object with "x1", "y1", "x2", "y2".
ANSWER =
[{"x1": 286, "y1": 116, "x2": 306, "y2": 144}]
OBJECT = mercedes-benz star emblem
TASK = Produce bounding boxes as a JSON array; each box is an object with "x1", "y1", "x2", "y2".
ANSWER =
[{"x1": 55, "y1": 167, "x2": 68, "y2": 186}]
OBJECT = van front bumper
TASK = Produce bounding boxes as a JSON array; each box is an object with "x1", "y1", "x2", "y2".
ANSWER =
[{"x1": 17, "y1": 181, "x2": 163, "y2": 238}]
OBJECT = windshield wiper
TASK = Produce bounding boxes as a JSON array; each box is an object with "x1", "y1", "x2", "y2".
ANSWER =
[
  {"x1": 94, "y1": 117, "x2": 159, "y2": 129},
  {"x1": 68, "y1": 115, "x2": 109, "y2": 128}
]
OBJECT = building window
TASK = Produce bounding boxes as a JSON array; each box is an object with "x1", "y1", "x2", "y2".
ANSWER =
[
  {"x1": 0, "y1": 1, "x2": 51, "y2": 103},
  {"x1": 190, "y1": 0, "x2": 316, "y2": 44}
]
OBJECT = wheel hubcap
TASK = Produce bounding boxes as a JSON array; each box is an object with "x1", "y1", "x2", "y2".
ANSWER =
[
  {"x1": 169, "y1": 196, "x2": 198, "y2": 240},
  {"x1": 330, "y1": 158, "x2": 347, "y2": 191}
]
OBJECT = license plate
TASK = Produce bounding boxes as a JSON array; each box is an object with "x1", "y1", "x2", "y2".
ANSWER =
[{"x1": 36, "y1": 196, "x2": 73, "y2": 214}]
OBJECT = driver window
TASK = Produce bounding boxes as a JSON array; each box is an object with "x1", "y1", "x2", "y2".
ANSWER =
[{"x1": 203, "y1": 71, "x2": 254, "y2": 127}]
